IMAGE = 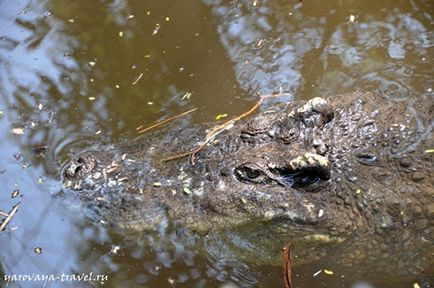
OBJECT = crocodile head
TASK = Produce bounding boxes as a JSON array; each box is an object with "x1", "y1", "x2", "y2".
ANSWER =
[{"x1": 61, "y1": 92, "x2": 433, "y2": 234}]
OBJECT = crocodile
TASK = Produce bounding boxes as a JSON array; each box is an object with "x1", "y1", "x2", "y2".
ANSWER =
[{"x1": 61, "y1": 92, "x2": 434, "y2": 276}]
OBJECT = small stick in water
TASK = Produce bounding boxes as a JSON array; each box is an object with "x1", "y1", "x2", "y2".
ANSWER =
[
  {"x1": 0, "y1": 203, "x2": 20, "y2": 232},
  {"x1": 137, "y1": 108, "x2": 198, "y2": 134},
  {"x1": 165, "y1": 90, "x2": 292, "y2": 164},
  {"x1": 283, "y1": 242, "x2": 292, "y2": 288}
]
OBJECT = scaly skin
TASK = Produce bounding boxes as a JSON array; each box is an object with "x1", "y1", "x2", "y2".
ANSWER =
[{"x1": 61, "y1": 92, "x2": 434, "y2": 276}]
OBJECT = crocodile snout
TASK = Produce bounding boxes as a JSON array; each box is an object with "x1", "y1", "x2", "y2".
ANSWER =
[{"x1": 64, "y1": 154, "x2": 97, "y2": 179}]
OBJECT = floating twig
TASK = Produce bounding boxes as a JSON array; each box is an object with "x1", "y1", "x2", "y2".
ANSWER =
[
  {"x1": 137, "y1": 108, "x2": 198, "y2": 134},
  {"x1": 164, "y1": 90, "x2": 291, "y2": 164},
  {"x1": 283, "y1": 242, "x2": 292, "y2": 288},
  {"x1": 0, "y1": 203, "x2": 20, "y2": 232},
  {"x1": 132, "y1": 73, "x2": 143, "y2": 85}
]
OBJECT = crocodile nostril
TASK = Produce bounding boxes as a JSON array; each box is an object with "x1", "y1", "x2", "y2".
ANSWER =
[
  {"x1": 65, "y1": 162, "x2": 82, "y2": 178},
  {"x1": 273, "y1": 153, "x2": 331, "y2": 190},
  {"x1": 272, "y1": 165, "x2": 330, "y2": 189}
]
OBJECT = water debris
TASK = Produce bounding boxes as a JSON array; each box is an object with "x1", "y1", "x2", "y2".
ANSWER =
[
  {"x1": 283, "y1": 242, "x2": 292, "y2": 288},
  {"x1": 324, "y1": 269, "x2": 334, "y2": 275},
  {"x1": 88, "y1": 61, "x2": 96, "y2": 66},
  {"x1": 313, "y1": 270, "x2": 322, "y2": 277},
  {"x1": 37, "y1": 177, "x2": 43, "y2": 184},
  {"x1": 88, "y1": 96, "x2": 96, "y2": 101},
  {"x1": 164, "y1": 90, "x2": 292, "y2": 164},
  {"x1": 182, "y1": 187, "x2": 192, "y2": 195},
  {"x1": 425, "y1": 149, "x2": 434, "y2": 153},
  {"x1": 152, "y1": 23, "x2": 161, "y2": 36},
  {"x1": 254, "y1": 38, "x2": 265, "y2": 48},
  {"x1": 153, "y1": 182, "x2": 162, "y2": 187},
  {"x1": 0, "y1": 203, "x2": 20, "y2": 231},
  {"x1": 12, "y1": 127, "x2": 25, "y2": 135},
  {"x1": 115, "y1": 84, "x2": 120, "y2": 89},
  {"x1": 132, "y1": 73, "x2": 143, "y2": 85},
  {"x1": 95, "y1": 130, "x2": 102, "y2": 135},
  {"x1": 34, "y1": 247, "x2": 43, "y2": 254},
  {"x1": 110, "y1": 245, "x2": 120, "y2": 255},
  {"x1": 252, "y1": 0, "x2": 260, "y2": 7},
  {"x1": 413, "y1": 283, "x2": 421, "y2": 288},
  {"x1": 348, "y1": 14, "x2": 356, "y2": 22},
  {"x1": 215, "y1": 114, "x2": 228, "y2": 120},
  {"x1": 127, "y1": 15, "x2": 135, "y2": 19},
  {"x1": 318, "y1": 209, "x2": 324, "y2": 218},
  {"x1": 147, "y1": 102, "x2": 153, "y2": 105},
  {"x1": 68, "y1": 19, "x2": 75, "y2": 23},
  {"x1": 137, "y1": 108, "x2": 198, "y2": 134},
  {"x1": 165, "y1": 17, "x2": 170, "y2": 22},
  {"x1": 181, "y1": 92, "x2": 192, "y2": 100},
  {"x1": 144, "y1": 54, "x2": 151, "y2": 59},
  {"x1": 0, "y1": 110, "x2": 3, "y2": 117},
  {"x1": 11, "y1": 189, "x2": 20, "y2": 198},
  {"x1": 119, "y1": 31, "x2": 124, "y2": 37}
]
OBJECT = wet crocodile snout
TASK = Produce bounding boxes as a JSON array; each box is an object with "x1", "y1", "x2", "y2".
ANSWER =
[{"x1": 64, "y1": 154, "x2": 97, "y2": 179}]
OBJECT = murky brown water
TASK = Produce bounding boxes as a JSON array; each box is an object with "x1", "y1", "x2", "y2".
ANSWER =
[{"x1": 0, "y1": 0, "x2": 433, "y2": 287}]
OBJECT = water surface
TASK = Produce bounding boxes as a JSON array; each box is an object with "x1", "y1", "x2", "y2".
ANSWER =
[{"x1": 0, "y1": 0, "x2": 433, "y2": 287}]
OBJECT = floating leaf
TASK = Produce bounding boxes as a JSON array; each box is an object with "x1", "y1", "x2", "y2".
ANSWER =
[
  {"x1": 12, "y1": 128, "x2": 25, "y2": 135},
  {"x1": 215, "y1": 113, "x2": 228, "y2": 120},
  {"x1": 324, "y1": 269, "x2": 334, "y2": 275},
  {"x1": 183, "y1": 187, "x2": 192, "y2": 195}
]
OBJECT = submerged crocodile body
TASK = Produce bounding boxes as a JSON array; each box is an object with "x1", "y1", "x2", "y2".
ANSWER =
[{"x1": 61, "y1": 92, "x2": 434, "y2": 275}]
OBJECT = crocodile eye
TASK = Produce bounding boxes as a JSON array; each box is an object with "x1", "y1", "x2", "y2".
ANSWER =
[
  {"x1": 244, "y1": 167, "x2": 260, "y2": 179},
  {"x1": 235, "y1": 164, "x2": 263, "y2": 182}
]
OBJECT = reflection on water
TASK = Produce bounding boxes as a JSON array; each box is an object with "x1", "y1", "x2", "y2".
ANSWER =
[{"x1": 0, "y1": 0, "x2": 432, "y2": 287}]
